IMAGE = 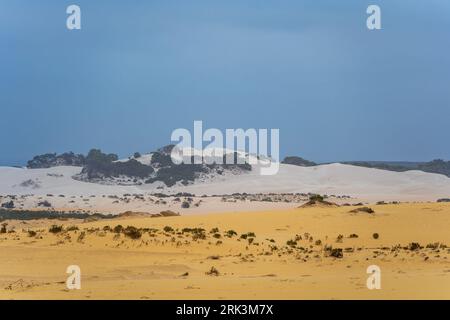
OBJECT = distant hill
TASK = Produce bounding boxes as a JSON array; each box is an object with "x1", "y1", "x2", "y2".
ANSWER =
[
  {"x1": 282, "y1": 156, "x2": 450, "y2": 178},
  {"x1": 27, "y1": 146, "x2": 252, "y2": 187},
  {"x1": 282, "y1": 156, "x2": 316, "y2": 167},
  {"x1": 340, "y1": 160, "x2": 450, "y2": 178}
]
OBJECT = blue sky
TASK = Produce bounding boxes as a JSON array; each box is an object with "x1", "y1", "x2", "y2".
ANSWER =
[{"x1": 1, "y1": 0, "x2": 449, "y2": 165}]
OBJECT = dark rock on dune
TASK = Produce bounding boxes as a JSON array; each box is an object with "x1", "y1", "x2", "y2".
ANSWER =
[{"x1": 437, "y1": 198, "x2": 450, "y2": 203}]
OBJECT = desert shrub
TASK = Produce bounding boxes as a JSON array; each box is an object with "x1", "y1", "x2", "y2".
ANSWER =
[
  {"x1": 426, "y1": 242, "x2": 440, "y2": 250},
  {"x1": 123, "y1": 226, "x2": 142, "y2": 239},
  {"x1": 372, "y1": 233, "x2": 380, "y2": 239},
  {"x1": 408, "y1": 242, "x2": 421, "y2": 251},
  {"x1": 225, "y1": 230, "x2": 237, "y2": 237},
  {"x1": 77, "y1": 231, "x2": 86, "y2": 242},
  {"x1": 205, "y1": 266, "x2": 220, "y2": 276},
  {"x1": 329, "y1": 248, "x2": 343, "y2": 258},
  {"x1": 49, "y1": 225, "x2": 63, "y2": 234},
  {"x1": 286, "y1": 239, "x2": 297, "y2": 247},
  {"x1": 348, "y1": 234, "x2": 359, "y2": 238},
  {"x1": 209, "y1": 227, "x2": 219, "y2": 234},
  {"x1": 163, "y1": 226, "x2": 174, "y2": 233},
  {"x1": 113, "y1": 225, "x2": 124, "y2": 233},
  {"x1": 27, "y1": 230, "x2": 37, "y2": 237},
  {"x1": 66, "y1": 225, "x2": 79, "y2": 231},
  {"x1": 0, "y1": 223, "x2": 7, "y2": 233},
  {"x1": 213, "y1": 233, "x2": 221, "y2": 239}
]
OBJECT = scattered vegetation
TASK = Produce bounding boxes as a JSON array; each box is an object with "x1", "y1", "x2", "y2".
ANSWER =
[{"x1": 48, "y1": 225, "x2": 63, "y2": 234}]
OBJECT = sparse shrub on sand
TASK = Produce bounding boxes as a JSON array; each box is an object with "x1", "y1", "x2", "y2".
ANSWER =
[
  {"x1": 27, "y1": 230, "x2": 37, "y2": 237},
  {"x1": 336, "y1": 234, "x2": 344, "y2": 243},
  {"x1": 225, "y1": 230, "x2": 237, "y2": 238},
  {"x1": 209, "y1": 227, "x2": 219, "y2": 234},
  {"x1": 103, "y1": 226, "x2": 112, "y2": 232},
  {"x1": 123, "y1": 226, "x2": 142, "y2": 239},
  {"x1": 163, "y1": 226, "x2": 174, "y2": 233},
  {"x1": 241, "y1": 232, "x2": 256, "y2": 239},
  {"x1": 324, "y1": 246, "x2": 343, "y2": 258},
  {"x1": 49, "y1": 225, "x2": 63, "y2": 234},
  {"x1": 426, "y1": 242, "x2": 440, "y2": 250},
  {"x1": 348, "y1": 234, "x2": 359, "y2": 238},
  {"x1": 315, "y1": 239, "x2": 322, "y2": 246},
  {"x1": 372, "y1": 233, "x2": 380, "y2": 239},
  {"x1": 0, "y1": 223, "x2": 7, "y2": 234},
  {"x1": 213, "y1": 233, "x2": 221, "y2": 239},
  {"x1": 113, "y1": 225, "x2": 124, "y2": 233},
  {"x1": 205, "y1": 266, "x2": 220, "y2": 276},
  {"x1": 286, "y1": 239, "x2": 297, "y2": 247},
  {"x1": 66, "y1": 225, "x2": 79, "y2": 231},
  {"x1": 408, "y1": 242, "x2": 421, "y2": 251},
  {"x1": 77, "y1": 231, "x2": 86, "y2": 242}
]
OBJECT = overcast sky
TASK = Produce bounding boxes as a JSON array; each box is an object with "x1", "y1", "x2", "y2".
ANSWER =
[{"x1": 1, "y1": 0, "x2": 449, "y2": 165}]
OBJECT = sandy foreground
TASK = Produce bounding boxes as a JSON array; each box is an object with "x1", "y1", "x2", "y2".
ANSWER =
[{"x1": 0, "y1": 203, "x2": 449, "y2": 300}]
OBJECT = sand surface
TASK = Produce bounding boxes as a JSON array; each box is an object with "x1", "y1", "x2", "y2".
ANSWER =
[{"x1": 1, "y1": 203, "x2": 449, "y2": 299}]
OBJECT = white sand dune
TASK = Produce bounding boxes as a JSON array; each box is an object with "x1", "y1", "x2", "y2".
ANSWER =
[{"x1": 0, "y1": 163, "x2": 449, "y2": 202}]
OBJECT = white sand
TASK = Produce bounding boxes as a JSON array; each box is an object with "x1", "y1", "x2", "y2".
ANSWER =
[{"x1": 0, "y1": 163, "x2": 449, "y2": 215}]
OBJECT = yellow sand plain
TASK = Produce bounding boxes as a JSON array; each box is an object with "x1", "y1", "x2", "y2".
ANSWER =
[{"x1": 0, "y1": 203, "x2": 449, "y2": 299}]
